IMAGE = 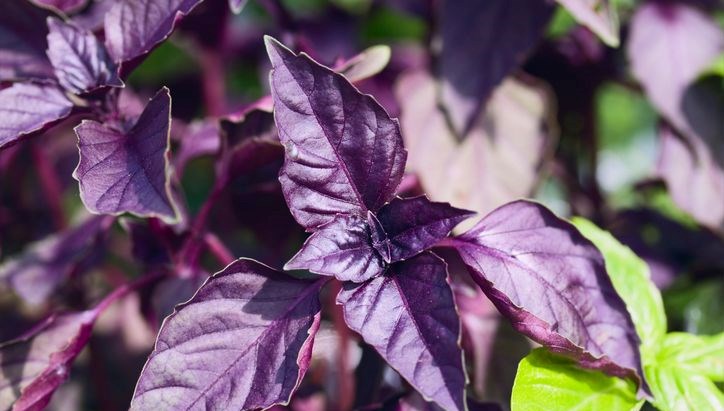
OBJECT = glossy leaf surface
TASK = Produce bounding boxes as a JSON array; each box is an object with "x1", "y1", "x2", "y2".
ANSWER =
[
  {"x1": 337, "y1": 253, "x2": 466, "y2": 411},
  {"x1": 73, "y1": 88, "x2": 178, "y2": 222},
  {"x1": 46, "y1": 17, "x2": 122, "y2": 94},
  {"x1": 266, "y1": 36, "x2": 406, "y2": 229},
  {"x1": 131, "y1": 259, "x2": 325, "y2": 410},
  {"x1": 0, "y1": 83, "x2": 73, "y2": 149},
  {"x1": 511, "y1": 348, "x2": 642, "y2": 411},
  {"x1": 285, "y1": 214, "x2": 385, "y2": 283},
  {"x1": 451, "y1": 201, "x2": 643, "y2": 384}
]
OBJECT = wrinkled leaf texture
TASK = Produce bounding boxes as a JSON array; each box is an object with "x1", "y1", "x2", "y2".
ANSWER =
[{"x1": 131, "y1": 259, "x2": 325, "y2": 411}]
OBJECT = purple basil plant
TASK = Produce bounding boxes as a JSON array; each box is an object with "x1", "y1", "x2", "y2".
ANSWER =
[{"x1": 1, "y1": 0, "x2": 723, "y2": 410}]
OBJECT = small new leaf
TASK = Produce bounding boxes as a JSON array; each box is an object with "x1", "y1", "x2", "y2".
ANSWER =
[{"x1": 73, "y1": 88, "x2": 178, "y2": 222}]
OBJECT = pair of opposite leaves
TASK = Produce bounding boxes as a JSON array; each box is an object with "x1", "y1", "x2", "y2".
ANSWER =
[{"x1": 129, "y1": 38, "x2": 644, "y2": 411}]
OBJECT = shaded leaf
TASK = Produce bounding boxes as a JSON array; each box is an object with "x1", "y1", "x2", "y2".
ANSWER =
[
  {"x1": 131, "y1": 259, "x2": 326, "y2": 410},
  {"x1": 438, "y1": 0, "x2": 554, "y2": 136},
  {"x1": 285, "y1": 214, "x2": 384, "y2": 283},
  {"x1": 265, "y1": 36, "x2": 406, "y2": 230},
  {"x1": 173, "y1": 120, "x2": 221, "y2": 177},
  {"x1": 0, "y1": 0, "x2": 55, "y2": 82},
  {"x1": 397, "y1": 71, "x2": 552, "y2": 232},
  {"x1": 0, "y1": 215, "x2": 112, "y2": 305},
  {"x1": 571, "y1": 218, "x2": 667, "y2": 357},
  {"x1": 0, "y1": 83, "x2": 73, "y2": 150},
  {"x1": 46, "y1": 17, "x2": 123, "y2": 94},
  {"x1": 0, "y1": 312, "x2": 98, "y2": 411},
  {"x1": 451, "y1": 201, "x2": 643, "y2": 385},
  {"x1": 337, "y1": 253, "x2": 466, "y2": 411},
  {"x1": 375, "y1": 196, "x2": 473, "y2": 262},
  {"x1": 555, "y1": 0, "x2": 619, "y2": 47},
  {"x1": 30, "y1": 0, "x2": 88, "y2": 14},
  {"x1": 511, "y1": 348, "x2": 642, "y2": 411},
  {"x1": 73, "y1": 88, "x2": 178, "y2": 222},
  {"x1": 104, "y1": 0, "x2": 205, "y2": 63}
]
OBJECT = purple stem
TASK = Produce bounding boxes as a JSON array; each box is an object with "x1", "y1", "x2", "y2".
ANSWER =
[
  {"x1": 92, "y1": 271, "x2": 166, "y2": 317},
  {"x1": 31, "y1": 143, "x2": 66, "y2": 230}
]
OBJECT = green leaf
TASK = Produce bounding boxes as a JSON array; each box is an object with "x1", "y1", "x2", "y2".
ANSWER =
[
  {"x1": 571, "y1": 218, "x2": 667, "y2": 356},
  {"x1": 644, "y1": 364, "x2": 724, "y2": 411},
  {"x1": 512, "y1": 348, "x2": 643, "y2": 411},
  {"x1": 657, "y1": 332, "x2": 724, "y2": 382}
]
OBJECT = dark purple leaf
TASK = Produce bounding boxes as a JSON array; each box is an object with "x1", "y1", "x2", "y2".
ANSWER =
[
  {"x1": 0, "y1": 83, "x2": 73, "y2": 150},
  {"x1": 46, "y1": 17, "x2": 122, "y2": 94},
  {"x1": 450, "y1": 200, "x2": 644, "y2": 385},
  {"x1": 73, "y1": 88, "x2": 179, "y2": 222},
  {"x1": 71, "y1": 0, "x2": 114, "y2": 32},
  {"x1": 375, "y1": 196, "x2": 473, "y2": 263},
  {"x1": 0, "y1": 311, "x2": 98, "y2": 410},
  {"x1": 131, "y1": 259, "x2": 326, "y2": 410},
  {"x1": 397, "y1": 71, "x2": 552, "y2": 231},
  {"x1": 0, "y1": 215, "x2": 112, "y2": 305},
  {"x1": 555, "y1": 0, "x2": 619, "y2": 46},
  {"x1": 438, "y1": 0, "x2": 554, "y2": 136},
  {"x1": 337, "y1": 253, "x2": 466, "y2": 411},
  {"x1": 30, "y1": 0, "x2": 88, "y2": 14},
  {"x1": 285, "y1": 214, "x2": 384, "y2": 283},
  {"x1": 0, "y1": 0, "x2": 55, "y2": 82},
  {"x1": 173, "y1": 119, "x2": 221, "y2": 177},
  {"x1": 104, "y1": 0, "x2": 205, "y2": 63},
  {"x1": 265, "y1": 36, "x2": 407, "y2": 230},
  {"x1": 228, "y1": 0, "x2": 248, "y2": 14}
]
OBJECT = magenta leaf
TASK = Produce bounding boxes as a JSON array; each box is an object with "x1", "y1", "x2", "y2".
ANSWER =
[
  {"x1": 285, "y1": 214, "x2": 385, "y2": 283},
  {"x1": 0, "y1": 311, "x2": 97, "y2": 411},
  {"x1": 438, "y1": 0, "x2": 554, "y2": 136},
  {"x1": 73, "y1": 88, "x2": 178, "y2": 222},
  {"x1": 104, "y1": 0, "x2": 205, "y2": 63},
  {"x1": 0, "y1": 83, "x2": 73, "y2": 150},
  {"x1": 46, "y1": 17, "x2": 122, "y2": 94},
  {"x1": 375, "y1": 196, "x2": 474, "y2": 263},
  {"x1": 449, "y1": 200, "x2": 644, "y2": 385},
  {"x1": 555, "y1": 0, "x2": 619, "y2": 46},
  {"x1": 337, "y1": 253, "x2": 466, "y2": 411},
  {"x1": 131, "y1": 258, "x2": 325, "y2": 410},
  {"x1": 30, "y1": 0, "x2": 88, "y2": 14},
  {"x1": 265, "y1": 36, "x2": 407, "y2": 230},
  {"x1": 0, "y1": 215, "x2": 112, "y2": 305},
  {"x1": 0, "y1": 0, "x2": 55, "y2": 82}
]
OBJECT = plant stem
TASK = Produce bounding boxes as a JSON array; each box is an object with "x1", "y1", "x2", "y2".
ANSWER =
[
  {"x1": 329, "y1": 280, "x2": 354, "y2": 411},
  {"x1": 93, "y1": 271, "x2": 166, "y2": 317},
  {"x1": 31, "y1": 143, "x2": 66, "y2": 230},
  {"x1": 203, "y1": 232, "x2": 235, "y2": 266}
]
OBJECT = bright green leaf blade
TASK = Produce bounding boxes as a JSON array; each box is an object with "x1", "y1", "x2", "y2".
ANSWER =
[
  {"x1": 657, "y1": 332, "x2": 724, "y2": 382},
  {"x1": 645, "y1": 364, "x2": 724, "y2": 411},
  {"x1": 512, "y1": 348, "x2": 643, "y2": 411},
  {"x1": 571, "y1": 218, "x2": 667, "y2": 355}
]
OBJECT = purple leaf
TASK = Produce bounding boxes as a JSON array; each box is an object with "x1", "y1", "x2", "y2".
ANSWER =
[
  {"x1": 555, "y1": 0, "x2": 619, "y2": 46},
  {"x1": 285, "y1": 214, "x2": 384, "y2": 283},
  {"x1": 0, "y1": 311, "x2": 97, "y2": 411},
  {"x1": 657, "y1": 125, "x2": 724, "y2": 228},
  {"x1": 0, "y1": 215, "x2": 112, "y2": 305},
  {"x1": 627, "y1": 2, "x2": 723, "y2": 134},
  {"x1": 375, "y1": 196, "x2": 474, "y2": 263},
  {"x1": 0, "y1": 0, "x2": 55, "y2": 82},
  {"x1": 30, "y1": 0, "x2": 88, "y2": 14},
  {"x1": 73, "y1": 88, "x2": 179, "y2": 222},
  {"x1": 46, "y1": 17, "x2": 122, "y2": 94},
  {"x1": 450, "y1": 200, "x2": 644, "y2": 385},
  {"x1": 0, "y1": 83, "x2": 73, "y2": 150},
  {"x1": 397, "y1": 71, "x2": 552, "y2": 231},
  {"x1": 438, "y1": 0, "x2": 554, "y2": 136},
  {"x1": 173, "y1": 119, "x2": 221, "y2": 177},
  {"x1": 228, "y1": 0, "x2": 248, "y2": 14},
  {"x1": 131, "y1": 259, "x2": 326, "y2": 410},
  {"x1": 104, "y1": 0, "x2": 205, "y2": 63},
  {"x1": 265, "y1": 36, "x2": 407, "y2": 230},
  {"x1": 337, "y1": 253, "x2": 466, "y2": 411}
]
